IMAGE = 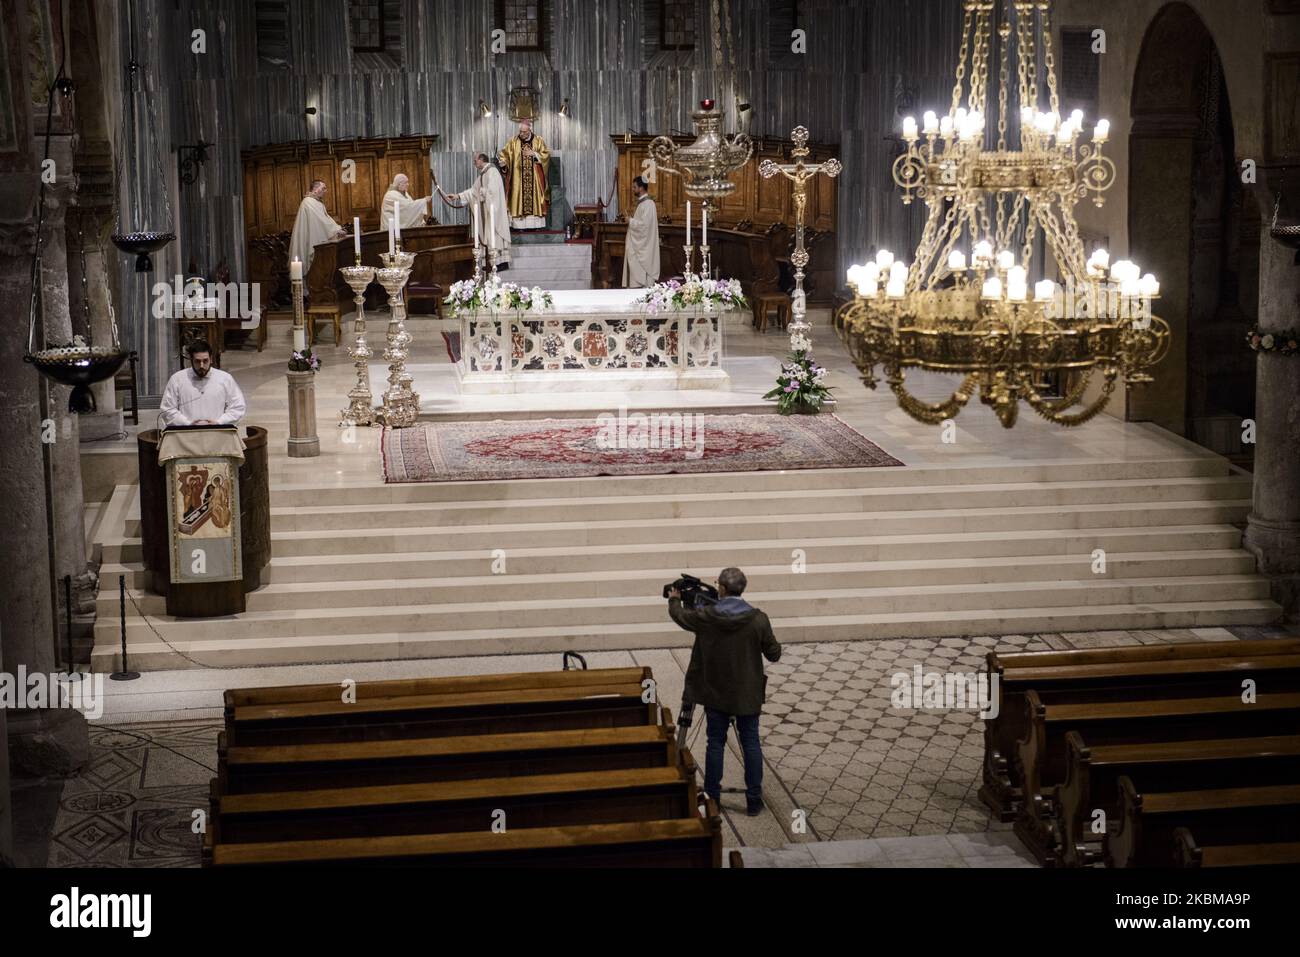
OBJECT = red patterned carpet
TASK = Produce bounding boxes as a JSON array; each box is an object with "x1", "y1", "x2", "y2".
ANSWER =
[{"x1": 381, "y1": 413, "x2": 903, "y2": 483}]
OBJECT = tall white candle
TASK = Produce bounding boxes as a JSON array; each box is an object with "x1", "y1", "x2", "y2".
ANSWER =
[
  {"x1": 290, "y1": 256, "x2": 302, "y2": 280},
  {"x1": 353, "y1": 217, "x2": 361, "y2": 258},
  {"x1": 702, "y1": 206, "x2": 708, "y2": 246},
  {"x1": 394, "y1": 213, "x2": 401, "y2": 243},
  {"x1": 387, "y1": 222, "x2": 395, "y2": 255},
  {"x1": 293, "y1": 326, "x2": 305, "y2": 352},
  {"x1": 686, "y1": 201, "x2": 692, "y2": 246},
  {"x1": 472, "y1": 203, "x2": 481, "y2": 246},
  {"x1": 488, "y1": 203, "x2": 495, "y2": 249}
]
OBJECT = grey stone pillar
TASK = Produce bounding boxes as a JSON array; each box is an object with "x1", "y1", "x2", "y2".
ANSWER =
[
  {"x1": 40, "y1": 138, "x2": 97, "y2": 619},
  {"x1": 1244, "y1": 211, "x2": 1300, "y2": 621},
  {"x1": 0, "y1": 214, "x2": 90, "y2": 777}
]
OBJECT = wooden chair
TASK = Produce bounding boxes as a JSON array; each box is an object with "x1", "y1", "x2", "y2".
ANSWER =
[
  {"x1": 113, "y1": 350, "x2": 139, "y2": 425},
  {"x1": 306, "y1": 304, "x2": 342, "y2": 347},
  {"x1": 752, "y1": 291, "x2": 792, "y2": 333},
  {"x1": 1173, "y1": 827, "x2": 1300, "y2": 868}
]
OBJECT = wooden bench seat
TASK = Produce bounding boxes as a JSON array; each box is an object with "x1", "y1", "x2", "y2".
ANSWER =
[
  {"x1": 1174, "y1": 828, "x2": 1300, "y2": 868},
  {"x1": 1107, "y1": 777, "x2": 1300, "y2": 867},
  {"x1": 1055, "y1": 732, "x2": 1300, "y2": 866},
  {"x1": 1014, "y1": 690, "x2": 1300, "y2": 863},
  {"x1": 218, "y1": 723, "x2": 678, "y2": 794},
  {"x1": 210, "y1": 763, "x2": 698, "y2": 845},
  {"x1": 224, "y1": 666, "x2": 650, "y2": 711},
  {"x1": 225, "y1": 682, "x2": 657, "y2": 747},
  {"x1": 980, "y1": 639, "x2": 1300, "y2": 820},
  {"x1": 207, "y1": 813, "x2": 722, "y2": 868}
]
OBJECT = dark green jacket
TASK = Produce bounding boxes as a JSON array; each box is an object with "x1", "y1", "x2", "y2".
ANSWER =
[{"x1": 669, "y1": 597, "x2": 781, "y2": 716}]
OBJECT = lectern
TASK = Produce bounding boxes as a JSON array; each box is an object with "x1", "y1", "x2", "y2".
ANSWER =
[{"x1": 137, "y1": 426, "x2": 270, "y2": 617}]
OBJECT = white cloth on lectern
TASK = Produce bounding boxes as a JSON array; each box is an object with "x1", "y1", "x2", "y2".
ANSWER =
[
  {"x1": 288, "y1": 196, "x2": 343, "y2": 274},
  {"x1": 455, "y1": 165, "x2": 512, "y2": 265},
  {"x1": 622, "y1": 194, "x2": 660, "y2": 288},
  {"x1": 159, "y1": 368, "x2": 247, "y2": 428},
  {"x1": 381, "y1": 188, "x2": 431, "y2": 230}
]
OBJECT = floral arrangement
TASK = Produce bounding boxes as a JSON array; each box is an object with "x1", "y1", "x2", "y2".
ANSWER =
[
  {"x1": 764, "y1": 345, "x2": 833, "y2": 414},
  {"x1": 444, "y1": 277, "x2": 554, "y2": 315},
  {"x1": 288, "y1": 347, "x2": 321, "y2": 373},
  {"x1": 637, "y1": 277, "x2": 748, "y2": 314},
  {"x1": 1246, "y1": 328, "x2": 1299, "y2": 356}
]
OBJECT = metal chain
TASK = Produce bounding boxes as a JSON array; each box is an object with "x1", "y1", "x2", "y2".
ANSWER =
[
  {"x1": 997, "y1": 0, "x2": 1010, "y2": 150},
  {"x1": 952, "y1": 5, "x2": 974, "y2": 117},
  {"x1": 1041, "y1": 2, "x2": 1060, "y2": 117}
]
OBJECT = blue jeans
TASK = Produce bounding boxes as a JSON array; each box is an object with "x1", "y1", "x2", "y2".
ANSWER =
[{"x1": 703, "y1": 708, "x2": 763, "y2": 810}]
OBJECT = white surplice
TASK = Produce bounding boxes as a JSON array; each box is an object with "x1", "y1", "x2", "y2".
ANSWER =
[
  {"x1": 455, "y1": 164, "x2": 512, "y2": 266},
  {"x1": 381, "y1": 188, "x2": 431, "y2": 231},
  {"x1": 159, "y1": 367, "x2": 247, "y2": 428},
  {"x1": 622, "y1": 194, "x2": 660, "y2": 288},
  {"x1": 288, "y1": 195, "x2": 343, "y2": 274}
]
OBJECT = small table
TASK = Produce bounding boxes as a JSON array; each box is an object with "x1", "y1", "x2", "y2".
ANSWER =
[{"x1": 170, "y1": 296, "x2": 223, "y2": 368}]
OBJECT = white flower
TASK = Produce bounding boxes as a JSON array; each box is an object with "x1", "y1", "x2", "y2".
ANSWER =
[{"x1": 1262, "y1": 334, "x2": 1275, "y2": 349}]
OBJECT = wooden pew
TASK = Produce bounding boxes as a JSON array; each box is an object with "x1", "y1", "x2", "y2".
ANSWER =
[
  {"x1": 209, "y1": 763, "x2": 699, "y2": 845},
  {"x1": 1173, "y1": 827, "x2": 1300, "y2": 868},
  {"x1": 1056, "y1": 733, "x2": 1300, "y2": 866},
  {"x1": 980, "y1": 638, "x2": 1300, "y2": 820},
  {"x1": 1014, "y1": 688, "x2": 1300, "y2": 862},
  {"x1": 217, "y1": 724, "x2": 678, "y2": 794},
  {"x1": 224, "y1": 666, "x2": 652, "y2": 712},
  {"x1": 1107, "y1": 776, "x2": 1300, "y2": 867},
  {"x1": 207, "y1": 809, "x2": 723, "y2": 868},
  {"x1": 225, "y1": 682, "x2": 658, "y2": 747}
]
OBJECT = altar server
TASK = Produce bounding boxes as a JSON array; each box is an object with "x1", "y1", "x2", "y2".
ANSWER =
[
  {"x1": 439, "y1": 153, "x2": 512, "y2": 269},
  {"x1": 381, "y1": 173, "x2": 432, "y2": 231},
  {"x1": 288, "y1": 179, "x2": 348, "y2": 275},
  {"x1": 622, "y1": 176, "x2": 661, "y2": 288},
  {"x1": 159, "y1": 340, "x2": 246, "y2": 428}
]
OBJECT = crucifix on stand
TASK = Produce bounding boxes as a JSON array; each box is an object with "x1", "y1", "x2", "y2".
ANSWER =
[{"x1": 759, "y1": 126, "x2": 841, "y2": 347}]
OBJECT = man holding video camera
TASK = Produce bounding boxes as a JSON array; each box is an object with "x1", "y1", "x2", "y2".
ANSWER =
[{"x1": 667, "y1": 567, "x2": 781, "y2": 816}]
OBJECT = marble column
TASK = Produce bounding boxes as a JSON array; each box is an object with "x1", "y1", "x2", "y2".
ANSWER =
[
  {"x1": 0, "y1": 213, "x2": 90, "y2": 776},
  {"x1": 1244, "y1": 208, "x2": 1300, "y2": 621}
]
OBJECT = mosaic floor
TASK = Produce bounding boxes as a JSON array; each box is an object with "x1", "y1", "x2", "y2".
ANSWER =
[{"x1": 40, "y1": 626, "x2": 1262, "y2": 867}]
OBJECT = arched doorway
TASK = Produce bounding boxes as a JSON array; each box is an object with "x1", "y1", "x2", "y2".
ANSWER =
[{"x1": 1128, "y1": 3, "x2": 1258, "y2": 465}]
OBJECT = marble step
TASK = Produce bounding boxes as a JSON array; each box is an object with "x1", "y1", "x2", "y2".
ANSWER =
[
  {"x1": 101, "y1": 554, "x2": 1261, "y2": 615},
  {"x1": 264, "y1": 457, "x2": 1237, "y2": 506},
  {"x1": 100, "y1": 521, "x2": 1246, "y2": 569},
  {"x1": 260, "y1": 477, "x2": 1253, "y2": 532},
  {"x1": 99, "y1": 576, "x2": 1270, "y2": 642},
  {"x1": 90, "y1": 600, "x2": 1282, "y2": 671}
]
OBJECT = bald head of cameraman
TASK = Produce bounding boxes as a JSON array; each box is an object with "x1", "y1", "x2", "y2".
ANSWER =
[{"x1": 668, "y1": 567, "x2": 781, "y2": 816}]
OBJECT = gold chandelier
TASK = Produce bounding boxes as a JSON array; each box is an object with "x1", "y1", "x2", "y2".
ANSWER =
[{"x1": 835, "y1": 0, "x2": 1170, "y2": 428}]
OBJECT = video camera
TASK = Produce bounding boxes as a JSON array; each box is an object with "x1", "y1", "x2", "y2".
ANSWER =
[{"x1": 663, "y1": 573, "x2": 719, "y2": 609}]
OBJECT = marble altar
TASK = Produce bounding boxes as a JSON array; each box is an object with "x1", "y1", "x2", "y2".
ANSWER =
[{"x1": 453, "y1": 289, "x2": 730, "y2": 394}]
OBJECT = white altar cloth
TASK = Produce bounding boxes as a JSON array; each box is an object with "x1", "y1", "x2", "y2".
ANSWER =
[{"x1": 452, "y1": 289, "x2": 731, "y2": 394}]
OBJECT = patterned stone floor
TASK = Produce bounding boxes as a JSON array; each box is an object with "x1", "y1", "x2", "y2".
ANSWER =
[
  {"x1": 48, "y1": 722, "x2": 216, "y2": 867},
  {"x1": 40, "y1": 626, "x2": 1266, "y2": 867},
  {"x1": 759, "y1": 628, "x2": 1242, "y2": 842}
]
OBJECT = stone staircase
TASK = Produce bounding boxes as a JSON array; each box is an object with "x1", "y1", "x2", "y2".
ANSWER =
[
  {"x1": 506, "y1": 241, "x2": 591, "y2": 289},
  {"x1": 92, "y1": 456, "x2": 1280, "y2": 671}
]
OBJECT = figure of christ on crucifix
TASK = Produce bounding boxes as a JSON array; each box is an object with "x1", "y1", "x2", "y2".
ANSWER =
[{"x1": 759, "y1": 125, "x2": 842, "y2": 335}]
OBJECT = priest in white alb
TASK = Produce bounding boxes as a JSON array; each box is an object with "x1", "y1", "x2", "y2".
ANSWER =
[
  {"x1": 438, "y1": 153, "x2": 511, "y2": 270},
  {"x1": 622, "y1": 175, "x2": 661, "y2": 287},
  {"x1": 381, "y1": 173, "x2": 432, "y2": 231},
  {"x1": 159, "y1": 340, "x2": 246, "y2": 428},
  {"x1": 288, "y1": 179, "x2": 347, "y2": 275}
]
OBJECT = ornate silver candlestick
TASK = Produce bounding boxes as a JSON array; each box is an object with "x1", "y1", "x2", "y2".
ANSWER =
[
  {"x1": 375, "y1": 250, "x2": 418, "y2": 427},
  {"x1": 339, "y1": 260, "x2": 376, "y2": 426}
]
